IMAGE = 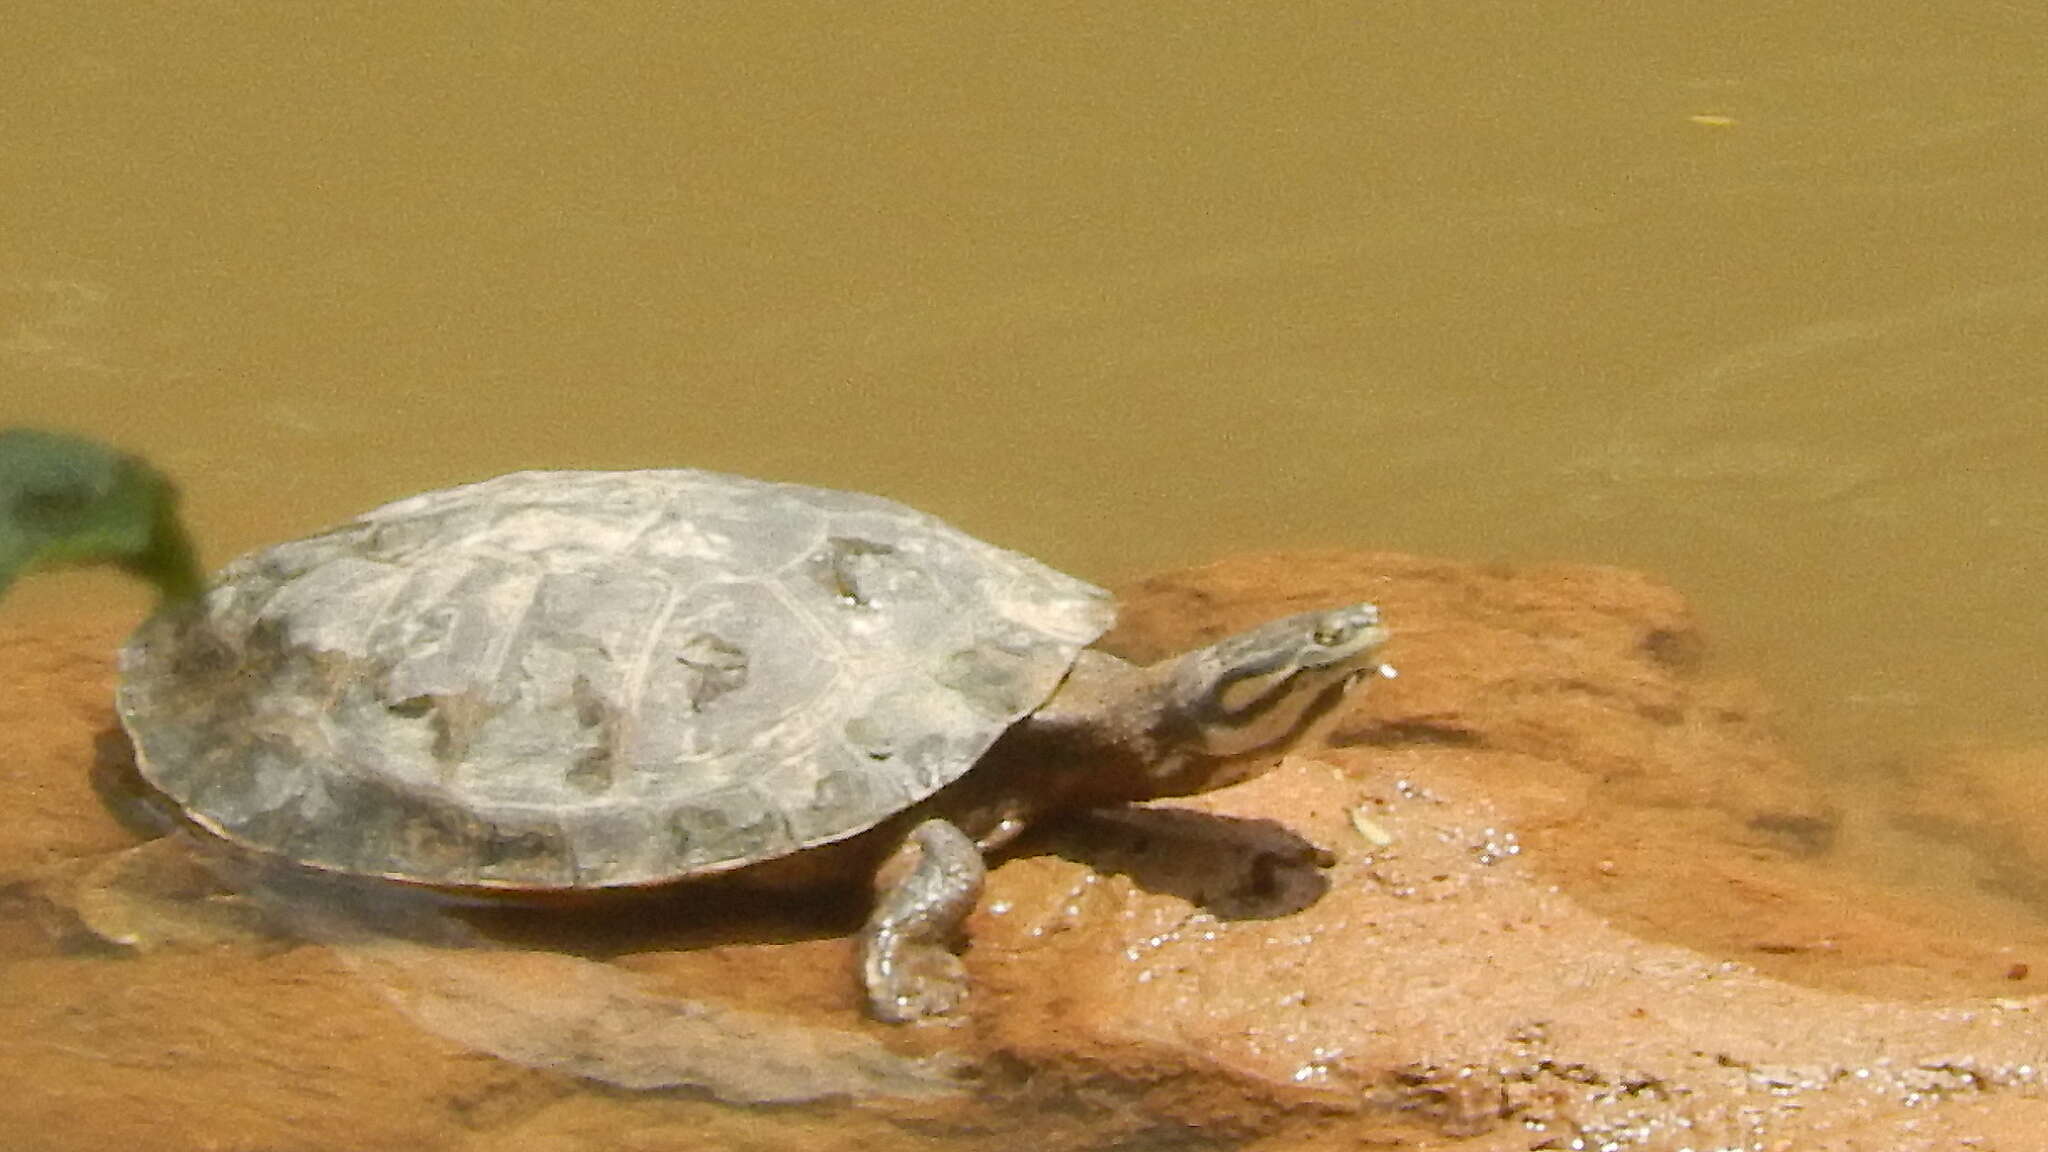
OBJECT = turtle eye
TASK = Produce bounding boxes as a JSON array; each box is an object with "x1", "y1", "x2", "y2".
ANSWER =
[{"x1": 1312, "y1": 621, "x2": 1353, "y2": 648}]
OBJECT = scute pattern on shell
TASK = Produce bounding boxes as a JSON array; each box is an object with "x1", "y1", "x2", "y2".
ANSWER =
[{"x1": 116, "y1": 470, "x2": 1115, "y2": 888}]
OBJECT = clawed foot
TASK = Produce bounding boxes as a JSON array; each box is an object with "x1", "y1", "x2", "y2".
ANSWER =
[
  {"x1": 861, "y1": 929, "x2": 971, "y2": 1022},
  {"x1": 858, "y1": 819, "x2": 984, "y2": 1023}
]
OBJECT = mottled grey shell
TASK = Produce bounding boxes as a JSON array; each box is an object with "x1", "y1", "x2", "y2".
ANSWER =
[{"x1": 115, "y1": 470, "x2": 1114, "y2": 889}]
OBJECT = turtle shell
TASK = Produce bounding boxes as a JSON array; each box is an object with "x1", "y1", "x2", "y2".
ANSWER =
[{"x1": 116, "y1": 470, "x2": 1114, "y2": 890}]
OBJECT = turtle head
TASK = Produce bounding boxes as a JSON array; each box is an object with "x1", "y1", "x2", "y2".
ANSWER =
[
  {"x1": 1142, "y1": 602, "x2": 1389, "y2": 797},
  {"x1": 0, "y1": 429, "x2": 203, "y2": 605}
]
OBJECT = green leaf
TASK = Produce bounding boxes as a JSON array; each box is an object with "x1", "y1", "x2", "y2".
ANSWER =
[{"x1": 0, "y1": 428, "x2": 204, "y2": 605}]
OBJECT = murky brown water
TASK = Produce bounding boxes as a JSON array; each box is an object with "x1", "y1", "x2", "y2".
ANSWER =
[{"x1": 4, "y1": 3, "x2": 2047, "y2": 1147}]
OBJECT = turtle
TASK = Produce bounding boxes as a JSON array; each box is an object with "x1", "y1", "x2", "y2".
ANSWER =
[{"x1": 0, "y1": 429, "x2": 1390, "y2": 1022}]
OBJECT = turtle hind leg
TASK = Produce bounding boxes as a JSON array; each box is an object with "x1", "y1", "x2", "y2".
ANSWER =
[{"x1": 858, "y1": 818, "x2": 985, "y2": 1023}]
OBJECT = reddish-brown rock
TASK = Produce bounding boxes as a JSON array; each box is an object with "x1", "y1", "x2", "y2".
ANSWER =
[{"x1": 2, "y1": 552, "x2": 2044, "y2": 1151}]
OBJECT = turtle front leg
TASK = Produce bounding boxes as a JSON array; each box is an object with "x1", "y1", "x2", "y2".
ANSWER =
[{"x1": 858, "y1": 818, "x2": 985, "y2": 1023}]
